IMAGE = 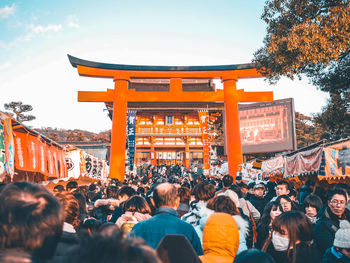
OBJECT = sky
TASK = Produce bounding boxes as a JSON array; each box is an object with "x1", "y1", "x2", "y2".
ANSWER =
[{"x1": 0, "y1": 0, "x2": 329, "y2": 132}]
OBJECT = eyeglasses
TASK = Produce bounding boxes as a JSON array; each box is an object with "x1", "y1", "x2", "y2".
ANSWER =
[{"x1": 330, "y1": 200, "x2": 346, "y2": 206}]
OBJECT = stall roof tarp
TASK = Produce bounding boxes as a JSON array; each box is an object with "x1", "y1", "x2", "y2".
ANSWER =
[
  {"x1": 262, "y1": 156, "x2": 284, "y2": 173},
  {"x1": 284, "y1": 147, "x2": 323, "y2": 178}
]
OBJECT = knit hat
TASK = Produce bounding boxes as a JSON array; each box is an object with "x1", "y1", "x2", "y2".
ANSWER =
[{"x1": 333, "y1": 220, "x2": 350, "y2": 248}]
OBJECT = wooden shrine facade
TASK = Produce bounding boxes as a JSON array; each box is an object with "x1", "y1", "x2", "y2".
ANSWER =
[{"x1": 68, "y1": 55, "x2": 273, "y2": 181}]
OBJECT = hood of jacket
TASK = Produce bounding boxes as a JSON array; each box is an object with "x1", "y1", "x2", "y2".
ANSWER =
[
  {"x1": 181, "y1": 200, "x2": 214, "y2": 225},
  {"x1": 202, "y1": 212, "x2": 239, "y2": 260}
]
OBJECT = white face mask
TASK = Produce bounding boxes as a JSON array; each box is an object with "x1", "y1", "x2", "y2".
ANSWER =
[{"x1": 272, "y1": 231, "x2": 290, "y2": 251}]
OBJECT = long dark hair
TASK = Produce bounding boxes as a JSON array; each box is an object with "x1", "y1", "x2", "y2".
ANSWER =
[
  {"x1": 257, "y1": 201, "x2": 282, "y2": 230},
  {"x1": 262, "y1": 211, "x2": 313, "y2": 263}
]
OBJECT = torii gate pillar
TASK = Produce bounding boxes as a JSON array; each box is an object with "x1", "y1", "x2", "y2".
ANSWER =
[
  {"x1": 223, "y1": 78, "x2": 242, "y2": 178},
  {"x1": 109, "y1": 79, "x2": 128, "y2": 180}
]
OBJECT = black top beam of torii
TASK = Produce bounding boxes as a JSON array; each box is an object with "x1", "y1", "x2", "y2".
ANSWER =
[{"x1": 67, "y1": 54, "x2": 257, "y2": 72}]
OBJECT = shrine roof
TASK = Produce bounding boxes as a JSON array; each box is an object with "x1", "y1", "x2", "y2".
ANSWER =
[{"x1": 68, "y1": 54, "x2": 257, "y2": 72}]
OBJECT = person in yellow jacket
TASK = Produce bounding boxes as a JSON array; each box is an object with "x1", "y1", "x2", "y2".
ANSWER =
[{"x1": 200, "y1": 212, "x2": 240, "y2": 263}]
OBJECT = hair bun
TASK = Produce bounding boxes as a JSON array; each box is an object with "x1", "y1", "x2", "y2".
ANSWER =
[{"x1": 339, "y1": 220, "x2": 350, "y2": 229}]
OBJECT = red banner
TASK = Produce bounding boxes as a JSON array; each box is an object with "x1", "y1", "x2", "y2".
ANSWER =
[
  {"x1": 198, "y1": 111, "x2": 210, "y2": 170},
  {"x1": 13, "y1": 130, "x2": 67, "y2": 179}
]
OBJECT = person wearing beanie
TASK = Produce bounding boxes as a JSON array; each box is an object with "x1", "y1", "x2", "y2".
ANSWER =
[{"x1": 322, "y1": 220, "x2": 350, "y2": 263}]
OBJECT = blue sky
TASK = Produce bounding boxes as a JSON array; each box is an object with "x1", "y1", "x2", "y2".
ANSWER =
[{"x1": 0, "y1": 0, "x2": 329, "y2": 132}]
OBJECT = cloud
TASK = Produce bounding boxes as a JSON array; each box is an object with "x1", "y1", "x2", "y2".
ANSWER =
[
  {"x1": 68, "y1": 21, "x2": 79, "y2": 28},
  {"x1": 0, "y1": 4, "x2": 15, "y2": 19},
  {"x1": 23, "y1": 24, "x2": 62, "y2": 41},
  {"x1": 30, "y1": 24, "x2": 62, "y2": 34},
  {"x1": 67, "y1": 15, "x2": 80, "y2": 28}
]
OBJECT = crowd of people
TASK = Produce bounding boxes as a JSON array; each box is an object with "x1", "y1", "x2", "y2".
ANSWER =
[{"x1": 0, "y1": 164, "x2": 350, "y2": 263}]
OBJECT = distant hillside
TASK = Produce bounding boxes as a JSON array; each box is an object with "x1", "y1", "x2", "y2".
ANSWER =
[{"x1": 35, "y1": 127, "x2": 111, "y2": 143}]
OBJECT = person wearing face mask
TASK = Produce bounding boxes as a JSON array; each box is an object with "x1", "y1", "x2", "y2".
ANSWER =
[
  {"x1": 315, "y1": 188, "x2": 350, "y2": 255},
  {"x1": 262, "y1": 210, "x2": 320, "y2": 263},
  {"x1": 256, "y1": 201, "x2": 283, "y2": 249},
  {"x1": 322, "y1": 220, "x2": 350, "y2": 263},
  {"x1": 303, "y1": 194, "x2": 323, "y2": 224}
]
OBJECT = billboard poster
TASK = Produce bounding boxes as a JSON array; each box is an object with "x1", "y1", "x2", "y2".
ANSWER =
[
  {"x1": 198, "y1": 110, "x2": 210, "y2": 169},
  {"x1": 238, "y1": 98, "x2": 296, "y2": 154},
  {"x1": 127, "y1": 111, "x2": 137, "y2": 171}
]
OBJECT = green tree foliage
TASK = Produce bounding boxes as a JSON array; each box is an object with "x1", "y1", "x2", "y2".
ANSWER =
[
  {"x1": 314, "y1": 93, "x2": 350, "y2": 141},
  {"x1": 255, "y1": 0, "x2": 350, "y2": 141},
  {"x1": 253, "y1": 0, "x2": 350, "y2": 84},
  {"x1": 4, "y1": 101, "x2": 36, "y2": 122},
  {"x1": 295, "y1": 112, "x2": 322, "y2": 148}
]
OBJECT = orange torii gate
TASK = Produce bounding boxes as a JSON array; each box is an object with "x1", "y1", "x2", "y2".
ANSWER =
[{"x1": 68, "y1": 55, "x2": 273, "y2": 182}]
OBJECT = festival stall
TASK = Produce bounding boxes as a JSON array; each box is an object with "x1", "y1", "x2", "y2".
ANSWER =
[
  {"x1": 241, "y1": 138, "x2": 350, "y2": 183},
  {"x1": 0, "y1": 113, "x2": 67, "y2": 182},
  {"x1": 318, "y1": 139, "x2": 350, "y2": 181}
]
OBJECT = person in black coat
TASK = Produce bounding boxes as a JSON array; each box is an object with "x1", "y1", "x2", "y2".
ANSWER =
[
  {"x1": 314, "y1": 188, "x2": 350, "y2": 255},
  {"x1": 250, "y1": 183, "x2": 269, "y2": 214},
  {"x1": 262, "y1": 211, "x2": 321, "y2": 263}
]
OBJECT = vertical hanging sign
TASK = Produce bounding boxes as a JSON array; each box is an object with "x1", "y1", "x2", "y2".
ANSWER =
[
  {"x1": 198, "y1": 110, "x2": 210, "y2": 170},
  {"x1": 127, "y1": 111, "x2": 137, "y2": 171}
]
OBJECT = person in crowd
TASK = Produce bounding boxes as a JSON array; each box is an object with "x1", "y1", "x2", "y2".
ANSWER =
[
  {"x1": 0, "y1": 182, "x2": 64, "y2": 262},
  {"x1": 177, "y1": 186, "x2": 191, "y2": 218},
  {"x1": 73, "y1": 192, "x2": 89, "y2": 223},
  {"x1": 244, "y1": 182, "x2": 256, "y2": 201},
  {"x1": 53, "y1": 184, "x2": 65, "y2": 193},
  {"x1": 66, "y1": 181, "x2": 78, "y2": 192},
  {"x1": 256, "y1": 201, "x2": 283, "y2": 249},
  {"x1": 262, "y1": 210, "x2": 320, "y2": 263},
  {"x1": 230, "y1": 184, "x2": 261, "y2": 222},
  {"x1": 234, "y1": 249, "x2": 276, "y2": 263},
  {"x1": 217, "y1": 174, "x2": 234, "y2": 194},
  {"x1": 208, "y1": 195, "x2": 249, "y2": 253},
  {"x1": 333, "y1": 183, "x2": 350, "y2": 210},
  {"x1": 51, "y1": 192, "x2": 80, "y2": 262},
  {"x1": 66, "y1": 225, "x2": 161, "y2": 263},
  {"x1": 156, "y1": 235, "x2": 201, "y2": 263},
  {"x1": 235, "y1": 174, "x2": 246, "y2": 188},
  {"x1": 181, "y1": 182, "x2": 215, "y2": 227},
  {"x1": 130, "y1": 183, "x2": 203, "y2": 255},
  {"x1": 276, "y1": 195, "x2": 297, "y2": 212},
  {"x1": 303, "y1": 194, "x2": 323, "y2": 224},
  {"x1": 116, "y1": 195, "x2": 152, "y2": 233},
  {"x1": 298, "y1": 180, "x2": 315, "y2": 204},
  {"x1": 314, "y1": 188, "x2": 350, "y2": 255},
  {"x1": 314, "y1": 185, "x2": 328, "y2": 205},
  {"x1": 250, "y1": 183, "x2": 269, "y2": 214},
  {"x1": 200, "y1": 212, "x2": 240, "y2": 263},
  {"x1": 265, "y1": 181, "x2": 277, "y2": 202},
  {"x1": 288, "y1": 189, "x2": 297, "y2": 202},
  {"x1": 109, "y1": 186, "x2": 137, "y2": 223},
  {"x1": 271, "y1": 180, "x2": 290, "y2": 201},
  {"x1": 322, "y1": 220, "x2": 350, "y2": 263}
]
